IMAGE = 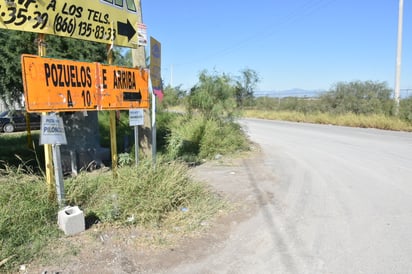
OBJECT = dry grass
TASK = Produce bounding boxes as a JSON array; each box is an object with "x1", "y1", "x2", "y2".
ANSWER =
[{"x1": 244, "y1": 110, "x2": 412, "y2": 132}]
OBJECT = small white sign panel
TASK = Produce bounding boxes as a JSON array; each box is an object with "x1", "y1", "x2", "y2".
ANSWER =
[
  {"x1": 129, "y1": 109, "x2": 144, "y2": 126},
  {"x1": 40, "y1": 115, "x2": 67, "y2": 145},
  {"x1": 137, "y1": 23, "x2": 148, "y2": 46}
]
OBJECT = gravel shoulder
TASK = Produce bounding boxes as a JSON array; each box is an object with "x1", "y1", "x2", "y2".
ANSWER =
[
  {"x1": 26, "y1": 148, "x2": 265, "y2": 274},
  {"x1": 25, "y1": 119, "x2": 412, "y2": 273}
]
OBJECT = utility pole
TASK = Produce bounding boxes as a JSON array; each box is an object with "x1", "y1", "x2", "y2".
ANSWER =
[
  {"x1": 132, "y1": 0, "x2": 152, "y2": 157},
  {"x1": 170, "y1": 64, "x2": 173, "y2": 87},
  {"x1": 394, "y1": 0, "x2": 404, "y2": 115}
]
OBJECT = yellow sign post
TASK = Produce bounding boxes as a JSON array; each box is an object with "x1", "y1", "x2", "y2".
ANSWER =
[
  {"x1": 150, "y1": 37, "x2": 161, "y2": 90},
  {"x1": 0, "y1": 0, "x2": 140, "y2": 48},
  {"x1": 37, "y1": 34, "x2": 55, "y2": 201}
]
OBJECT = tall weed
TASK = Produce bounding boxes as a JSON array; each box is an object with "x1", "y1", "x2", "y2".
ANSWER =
[
  {"x1": 244, "y1": 110, "x2": 412, "y2": 132},
  {"x1": 0, "y1": 168, "x2": 59, "y2": 271},
  {"x1": 0, "y1": 132, "x2": 44, "y2": 172},
  {"x1": 199, "y1": 119, "x2": 249, "y2": 159},
  {"x1": 164, "y1": 115, "x2": 249, "y2": 161},
  {"x1": 65, "y1": 159, "x2": 224, "y2": 227},
  {"x1": 165, "y1": 115, "x2": 206, "y2": 161}
]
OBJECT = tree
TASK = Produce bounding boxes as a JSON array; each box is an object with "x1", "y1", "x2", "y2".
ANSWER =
[
  {"x1": 320, "y1": 80, "x2": 393, "y2": 115},
  {"x1": 0, "y1": 31, "x2": 37, "y2": 108},
  {"x1": 115, "y1": 48, "x2": 133, "y2": 67},
  {"x1": 187, "y1": 70, "x2": 238, "y2": 120},
  {"x1": 235, "y1": 68, "x2": 259, "y2": 108},
  {"x1": 160, "y1": 85, "x2": 186, "y2": 109}
]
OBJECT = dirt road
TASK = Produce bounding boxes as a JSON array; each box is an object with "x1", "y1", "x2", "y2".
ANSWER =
[
  {"x1": 31, "y1": 119, "x2": 412, "y2": 273},
  {"x1": 155, "y1": 119, "x2": 412, "y2": 273}
]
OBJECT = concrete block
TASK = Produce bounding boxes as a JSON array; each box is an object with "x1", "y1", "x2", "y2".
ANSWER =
[{"x1": 58, "y1": 206, "x2": 85, "y2": 236}]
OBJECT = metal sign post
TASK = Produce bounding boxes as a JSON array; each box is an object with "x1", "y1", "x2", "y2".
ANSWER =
[
  {"x1": 35, "y1": 33, "x2": 55, "y2": 201},
  {"x1": 52, "y1": 144, "x2": 65, "y2": 206},
  {"x1": 40, "y1": 114, "x2": 67, "y2": 207},
  {"x1": 129, "y1": 109, "x2": 144, "y2": 165},
  {"x1": 135, "y1": 126, "x2": 139, "y2": 165},
  {"x1": 150, "y1": 37, "x2": 162, "y2": 165},
  {"x1": 151, "y1": 86, "x2": 157, "y2": 165},
  {"x1": 107, "y1": 45, "x2": 118, "y2": 178}
]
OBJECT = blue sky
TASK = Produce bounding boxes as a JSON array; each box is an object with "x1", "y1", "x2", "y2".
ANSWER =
[{"x1": 142, "y1": 0, "x2": 412, "y2": 94}]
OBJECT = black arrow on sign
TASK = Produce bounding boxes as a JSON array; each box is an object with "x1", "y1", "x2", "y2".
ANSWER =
[
  {"x1": 123, "y1": 90, "x2": 142, "y2": 103},
  {"x1": 117, "y1": 19, "x2": 136, "y2": 42}
]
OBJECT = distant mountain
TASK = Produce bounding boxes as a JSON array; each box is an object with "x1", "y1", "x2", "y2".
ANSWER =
[{"x1": 255, "y1": 88, "x2": 324, "y2": 98}]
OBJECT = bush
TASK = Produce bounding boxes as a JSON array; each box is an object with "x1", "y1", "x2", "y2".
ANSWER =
[
  {"x1": 1, "y1": 157, "x2": 228, "y2": 271},
  {"x1": 164, "y1": 115, "x2": 206, "y2": 161},
  {"x1": 186, "y1": 70, "x2": 239, "y2": 120},
  {"x1": 163, "y1": 114, "x2": 249, "y2": 162},
  {"x1": 158, "y1": 85, "x2": 187, "y2": 109},
  {"x1": 156, "y1": 110, "x2": 180, "y2": 154},
  {"x1": 65, "y1": 159, "x2": 223, "y2": 226},
  {"x1": 0, "y1": 168, "x2": 59, "y2": 271},
  {"x1": 319, "y1": 81, "x2": 393, "y2": 115},
  {"x1": 400, "y1": 97, "x2": 412, "y2": 122},
  {"x1": 199, "y1": 119, "x2": 249, "y2": 159}
]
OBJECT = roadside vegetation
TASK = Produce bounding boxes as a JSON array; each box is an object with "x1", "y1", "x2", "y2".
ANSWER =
[
  {"x1": 244, "y1": 81, "x2": 412, "y2": 132},
  {"x1": 0, "y1": 132, "x2": 44, "y2": 171},
  {"x1": 0, "y1": 70, "x2": 251, "y2": 272},
  {"x1": 2, "y1": 48, "x2": 412, "y2": 272},
  {"x1": 245, "y1": 110, "x2": 412, "y2": 132}
]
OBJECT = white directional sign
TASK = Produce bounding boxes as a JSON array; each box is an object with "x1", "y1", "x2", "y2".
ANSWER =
[
  {"x1": 0, "y1": 0, "x2": 140, "y2": 48},
  {"x1": 40, "y1": 114, "x2": 67, "y2": 145},
  {"x1": 129, "y1": 108, "x2": 144, "y2": 126}
]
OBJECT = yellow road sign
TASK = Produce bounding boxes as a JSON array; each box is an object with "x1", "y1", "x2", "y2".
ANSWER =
[
  {"x1": 0, "y1": 0, "x2": 139, "y2": 48},
  {"x1": 150, "y1": 37, "x2": 161, "y2": 89},
  {"x1": 22, "y1": 54, "x2": 97, "y2": 112},
  {"x1": 22, "y1": 54, "x2": 149, "y2": 112},
  {"x1": 98, "y1": 63, "x2": 150, "y2": 110}
]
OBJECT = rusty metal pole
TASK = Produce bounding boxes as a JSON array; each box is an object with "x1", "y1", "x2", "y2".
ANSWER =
[
  {"x1": 132, "y1": 0, "x2": 152, "y2": 158},
  {"x1": 107, "y1": 44, "x2": 118, "y2": 177}
]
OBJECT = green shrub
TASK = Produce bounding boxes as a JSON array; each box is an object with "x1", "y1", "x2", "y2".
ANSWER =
[
  {"x1": 199, "y1": 119, "x2": 249, "y2": 159},
  {"x1": 156, "y1": 110, "x2": 180, "y2": 153},
  {"x1": 0, "y1": 132, "x2": 44, "y2": 173},
  {"x1": 186, "y1": 70, "x2": 239, "y2": 120},
  {"x1": 164, "y1": 114, "x2": 249, "y2": 162},
  {"x1": 319, "y1": 81, "x2": 393, "y2": 115},
  {"x1": 400, "y1": 97, "x2": 412, "y2": 122},
  {"x1": 65, "y1": 159, "x2": 223, "y2": 226},
  {"x1": 0, "y1": 168, "x2": 59, "y2": 271},
  {"x1": 164, "y1": 115, "x2": 206, "y2": 161}
]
